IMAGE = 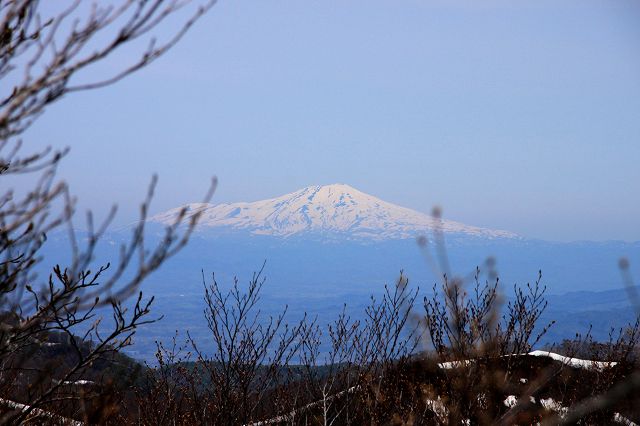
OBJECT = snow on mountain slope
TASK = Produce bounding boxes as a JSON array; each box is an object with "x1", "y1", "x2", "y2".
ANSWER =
[{"x1": 149, "y1": 184, "x2": 518, "y2": 240}]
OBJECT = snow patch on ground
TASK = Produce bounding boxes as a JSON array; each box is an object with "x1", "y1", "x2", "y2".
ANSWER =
[
  {"x1": 540, "y1": 397, "x2": 568, "y2": 417},
  {"x1": 504, "y1": 395, "x2": 518, "y2": 408},
  {"x1": 614, "y1": 412, "x2": 639, "y2": 426},
  {"x1": 438, "y1": 351, "x2": 618, "y2": 371},
  {"x1": 528, "y1": 350, "x2": 617, "y2": 370},
  {"x1": 0, "y1": 397, "x2": 83, "y2": 425}
]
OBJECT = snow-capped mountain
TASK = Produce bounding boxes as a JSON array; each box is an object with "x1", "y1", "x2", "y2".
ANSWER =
[{"x1": 149, "y1": 184, "x2": 518, "y2": 240}]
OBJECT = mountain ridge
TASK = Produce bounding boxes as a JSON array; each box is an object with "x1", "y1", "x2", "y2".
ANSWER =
[{"x1": 149, "y1": 184, "x2": 519, "y2": 241}]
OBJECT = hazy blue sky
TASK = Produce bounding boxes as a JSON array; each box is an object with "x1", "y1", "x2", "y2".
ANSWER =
[{"x1": 24, "y1": 0, "x2": 640, "y2": 241}]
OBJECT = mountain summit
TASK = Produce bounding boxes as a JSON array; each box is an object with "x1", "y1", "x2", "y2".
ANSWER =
[{"x1": 150, "y1": 184, "x2": 517, "y2": 240}]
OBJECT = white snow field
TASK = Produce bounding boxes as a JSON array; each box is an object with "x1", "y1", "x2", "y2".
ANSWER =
[{"x1": 150, "y1": 184, "x2": 518, "y2": 240}]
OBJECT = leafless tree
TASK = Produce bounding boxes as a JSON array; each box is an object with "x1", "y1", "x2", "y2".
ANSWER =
[
  {"x1": 185, "y1": 266, "x2": 307, "y2": 425},
  {"x1": 1, "y1": 0, "x2": 216, "y2": 423},
  {"x1": 129, "y1": 258, "x2": 640, "y2": 425}
]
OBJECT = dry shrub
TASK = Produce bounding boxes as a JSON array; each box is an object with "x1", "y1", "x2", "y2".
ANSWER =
[{"x1": 130, "y1": 258, "x2": 640, "y2": 425}]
